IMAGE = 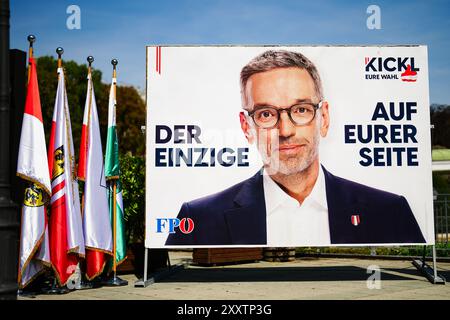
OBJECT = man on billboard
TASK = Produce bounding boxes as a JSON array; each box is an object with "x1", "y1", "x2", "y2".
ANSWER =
[{"x1": 166, "y1": 49, "x2": 425, "y2": 246}]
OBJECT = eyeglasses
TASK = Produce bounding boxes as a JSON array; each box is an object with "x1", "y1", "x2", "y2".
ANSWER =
[{"x1": 247, "y1": 101, "x2": 322, "y2": 129}]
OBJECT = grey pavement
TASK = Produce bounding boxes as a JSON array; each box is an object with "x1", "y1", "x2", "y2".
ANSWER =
[{"x1": 18, "y1": 251, "x2": 450, "y2": 300}]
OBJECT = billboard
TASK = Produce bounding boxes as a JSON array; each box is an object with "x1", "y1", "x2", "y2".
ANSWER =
[{"x1": 145, "y1": 46, "x2": 434, "y2": 248}]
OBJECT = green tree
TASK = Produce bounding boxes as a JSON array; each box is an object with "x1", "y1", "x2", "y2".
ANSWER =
[
  {"x1": 431, "y1": 104, "x2": 450, "y2": 149},
  {"x1": 116, "y1": 86, "x2": 146, "y2": 156},
  {"x1": 120, "y1": 154, "x2": 146, "y2": 243},
  {"x1": 35, "y1": 56, "x2": 145, "y2": 158}
]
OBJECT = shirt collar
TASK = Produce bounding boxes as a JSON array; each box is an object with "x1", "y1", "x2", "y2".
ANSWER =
[{"x1": 263, "y1": 165, "x2": 328, "y2": 215}]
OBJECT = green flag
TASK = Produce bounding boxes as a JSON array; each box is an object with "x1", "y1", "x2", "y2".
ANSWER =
[{"x1": 105, "y1": 76, "x2": 127, "y2": 267}]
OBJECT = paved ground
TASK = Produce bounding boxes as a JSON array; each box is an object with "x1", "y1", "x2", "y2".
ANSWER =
[{"x1": 19, "y1": 251, "x2": 450, "y2": 300}]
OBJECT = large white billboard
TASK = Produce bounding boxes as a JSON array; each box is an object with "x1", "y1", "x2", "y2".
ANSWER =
[{"x1": 145, "y1": 46, "x2": 434, "y2": 248}]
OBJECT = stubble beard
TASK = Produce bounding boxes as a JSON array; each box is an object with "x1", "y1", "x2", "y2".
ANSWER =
[{"x1": 265, "y1": 125, "x2": 321, "y2": 177}]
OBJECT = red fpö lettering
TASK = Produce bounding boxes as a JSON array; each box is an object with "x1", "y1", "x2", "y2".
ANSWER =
[{"x1": 179, "y1": 218, "x2": 194, "y2": 234}]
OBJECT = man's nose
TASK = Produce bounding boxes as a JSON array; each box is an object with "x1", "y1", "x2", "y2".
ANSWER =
[{"x1": 278, "y1": 111, "x2": 296, "y2": 138}]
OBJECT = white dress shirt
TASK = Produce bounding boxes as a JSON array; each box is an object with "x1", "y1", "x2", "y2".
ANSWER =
[{"x1": 264, "y1": 166, "x2": 330, "y2": 247}]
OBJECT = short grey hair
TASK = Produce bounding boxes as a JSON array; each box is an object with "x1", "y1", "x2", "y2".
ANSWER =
[{"x1": 240, "y1": 50, "x2": 324, "y2": 110}]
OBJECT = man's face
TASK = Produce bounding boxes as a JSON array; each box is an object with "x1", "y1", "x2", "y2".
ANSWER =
[{"x1": 240, "y1": 67, "x2": 329, "y2": 175}]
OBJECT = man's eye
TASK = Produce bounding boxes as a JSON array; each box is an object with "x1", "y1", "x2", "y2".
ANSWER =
[
  {"x1": 256, "y1": 109, "x2": 276, "y2": 119},
  {"x1": 293, "y1": 105, "x2": 312, "y2": 114}
]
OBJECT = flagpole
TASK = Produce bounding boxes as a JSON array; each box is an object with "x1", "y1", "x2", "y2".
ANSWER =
[
  {"x1": 86, "y1": 56, "x2": 93, "y2": 142},
  {"x1": 102, "y1": 58, "x2": 126, "y2": 287},
  {"x1": 18, "y1": 34, "x2": 35, "y2": 295},
  {"x1": 76, "y1": 56, "x2": 94, "y2": 290},
  {"x1": 86, "y1": 56, "x2": 93, "y2": 183},
  {"x1": 41, "y1": 46, "x2": 71, "y2": 295},
  {"x1": 111, "y1": 59, "x2": 118, "y2": 280},
  {"x1": 112, "y1": 181, "x2": 117, "y2": 276}
]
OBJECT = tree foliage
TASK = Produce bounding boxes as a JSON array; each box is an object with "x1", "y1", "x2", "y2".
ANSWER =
[
  {"x1": 35, "y1": 56, "x2": 145, "y2": 158},
  {"x1": 116, "y1": 85, "x2": 146, "y2": 156},
  {"x1": 431, "y1": 104, "x2": 450, "y2": 149},
  {"x1": 120, "y1": 154, "x2": 146, "y2": 244}
]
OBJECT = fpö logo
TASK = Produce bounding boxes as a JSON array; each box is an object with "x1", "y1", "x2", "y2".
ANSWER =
[
  {"x1": 156, "y1": 217, "x2": 195, "y2": 234},
  {"x1": 364, "y1": 57, "x2": 419, "y2": 82}
]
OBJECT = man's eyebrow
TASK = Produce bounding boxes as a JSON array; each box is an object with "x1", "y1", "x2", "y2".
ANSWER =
[
  {"x1": 252, "y1": 98, "x2": 315, "y2": 109},
  {"x1": 252, "y1": 103, "x2": 276, "y2": 108},
  {"x1": 294, "y1": 98, "x2": 314, "y2": 103}
]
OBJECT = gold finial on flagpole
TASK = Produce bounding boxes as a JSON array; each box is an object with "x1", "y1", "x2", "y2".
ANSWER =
[
  {"x1": 87, "y1": 55, "x2": 94, "y2": 74},
  {"x1": 27, "y1": 34, "x2": 35, "y2": 59},
  {"x1": 111, "y1": 59, "x2": 118, "y2": 101},
  {"x1": 27, "y1": 35, "x2": 35, "y2": 82},
  {"x1": 56, "y1": 47, "x2": 64, "y2": 68},
  {"x1": 111, "y1": 58, "x2": 118, "y2": 79}
]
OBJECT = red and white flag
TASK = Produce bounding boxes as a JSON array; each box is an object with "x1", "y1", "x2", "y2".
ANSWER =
[
  {"x1": 78, "y1": 71, "x2": 113, "y2": 280},
  {"x1": 48, "y1": 67, "x2": 85, "y2": 286},
  {"x1": 17, "y1": 57, "x2": 52, "y2": 288}
]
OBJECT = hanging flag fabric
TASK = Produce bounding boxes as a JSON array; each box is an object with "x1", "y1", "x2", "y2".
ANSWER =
[
  {"x1": 17, "y1": 57, "x2": 52, "y2": 288},
  {"x1": 79, "y1": 72, "x2": 113, "y2": 280},
  {"x1": 104, "y1": 78, "x2": 119, "y2": 179},
  {"x1": 48, "y1": 67, "x2": 85, "y2": 286},
  {"x1": 105, "y1": 76, "x2": 127, "y2": 267}
]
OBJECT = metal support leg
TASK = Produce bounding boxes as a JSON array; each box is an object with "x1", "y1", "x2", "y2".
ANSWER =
[
  {"x1": 432, "y1": 245, "x2": 438, "y2": 281},
  {"x1": 144, "y1": 247, "x2": 148, "y2": 282},
  {"x1": 412, "y1": 245, "x2": 446, "y2": 284},
  {"x1": 134, "y1": 248, "x2": 185, "y2": 288},
  {"x1": 167, "y1": 250, "x2": 172, "y2": 269},
  {"x1": 134, "y1": 248, "x2": 151, "y2": 287}
]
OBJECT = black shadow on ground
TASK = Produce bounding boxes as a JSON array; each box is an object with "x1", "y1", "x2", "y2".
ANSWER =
[
  {"x1": 156, "y1": 265, "x2": 422, "y2": 283},
  {"x1": 384, "y1": 266, "x2": 449, "y2": 282}
]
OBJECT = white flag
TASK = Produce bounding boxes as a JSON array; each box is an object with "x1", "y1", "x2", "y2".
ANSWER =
[
  {"x1": 80, "y1": 72, "x2": 113, "y2": 279},
  {"x1": 17, "y1": 57, "x2": 51, "y2": 288}
]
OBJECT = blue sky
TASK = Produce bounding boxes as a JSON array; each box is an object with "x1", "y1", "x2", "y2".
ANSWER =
[{"x1": 10, "y1": 0, "x2": 450, "y2": 104}]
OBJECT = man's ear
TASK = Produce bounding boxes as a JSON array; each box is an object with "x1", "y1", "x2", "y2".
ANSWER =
[
  {"x1": 320, "y1": 101, "x2": 330, "y2": 138},
  {"x1": 239, "y1": 111, "x2": 254, "y2": 144}
]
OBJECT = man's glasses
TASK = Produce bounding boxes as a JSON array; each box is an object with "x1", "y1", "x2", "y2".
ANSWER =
[{"x1": 247, "y1": 101, "x2": 323, "y2": 129}]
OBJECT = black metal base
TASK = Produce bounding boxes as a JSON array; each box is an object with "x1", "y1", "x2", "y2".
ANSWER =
[
  {"x1": 17, "y1": 289, "x2": 38, "y2": 299},
  {"x1": 74, "y1": 280, "x2": 95, "y2": 290},
  {"x1": 41, "y1": 285, "x2": 70, "y2": 295},
  {"x1": 412, "y1": 259, "x2": 446, "y2": 285},
  {"x1": 101, "y1": 275, "x2": 128, "y2": 287}
]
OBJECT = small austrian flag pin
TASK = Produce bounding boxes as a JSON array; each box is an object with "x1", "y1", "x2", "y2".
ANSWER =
[{"x1": 351, "y1": 215, "x2": 360, "y2": 226}]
